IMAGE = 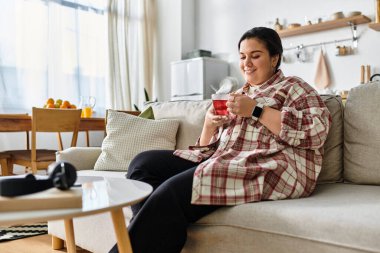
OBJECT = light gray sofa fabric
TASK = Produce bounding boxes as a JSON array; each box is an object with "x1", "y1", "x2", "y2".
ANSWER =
[
  {"x1": 344, "y1": 82, "x2": 380, "y2": 184},
  {"x1": 56, "y1": 147, "x2": 102, "y2": 171},
  {"x1": 184, "y1": 227, "x2": 370, "y2": 253},
  {"x1": 189, "y1": 183, "x2": 380, "y2": 253}
]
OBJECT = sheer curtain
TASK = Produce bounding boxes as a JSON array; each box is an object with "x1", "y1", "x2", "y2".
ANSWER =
[
  {"x1": 0, "y1": 0, "x2": 107, "y2": 112},
  {"x1": 107, "y1": 0, "x2": 157, "y2": 110}
]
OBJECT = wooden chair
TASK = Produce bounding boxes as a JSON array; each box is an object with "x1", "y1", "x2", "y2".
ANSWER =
[
  {"x1": 0, "y1": 113, "x2": 30, "y2": 176},
  {"x1": 0, "y1": 153, "x2": 12, "y2": 176},
  {"x1": 8, "y1": 107, "x2": 82, "y2": 174}
]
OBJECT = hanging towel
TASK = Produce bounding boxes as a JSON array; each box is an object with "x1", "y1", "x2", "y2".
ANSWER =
[{"x1": 314, "y1": 49, "x2": 331, "y2": 89}]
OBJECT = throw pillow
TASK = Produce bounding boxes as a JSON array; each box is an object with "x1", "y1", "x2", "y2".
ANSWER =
[
  {"x1": 344, "y1": 82, "x2": 380, "y2": 184},
  {"x1": 318, "y1": 95, "x2": 344, "y2": 184},
  {"x1": 94, "y1": 110, "x2": 179, "y2": 172},
  {"x1": 138, "y1": 106, "x2": 155, "y2": 119}
]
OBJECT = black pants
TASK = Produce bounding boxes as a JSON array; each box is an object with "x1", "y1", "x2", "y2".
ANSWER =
[{"x1": 108, "y1": 150, "x2": 221, "y2": 253}]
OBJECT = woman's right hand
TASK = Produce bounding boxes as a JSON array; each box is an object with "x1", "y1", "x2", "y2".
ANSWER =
[
  {"x1": 204, "y1": 106, "x2": 231, "y2": 130},
  {"x1": 199, "y1": 106, "x2": 231, "y2": 146}
]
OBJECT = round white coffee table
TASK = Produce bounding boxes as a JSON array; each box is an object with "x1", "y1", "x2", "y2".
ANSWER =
[{"x1": 0, "y1": 177, "x2": 152, "y2": 253}]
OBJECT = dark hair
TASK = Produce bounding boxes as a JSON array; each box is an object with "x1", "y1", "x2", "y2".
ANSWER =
[{"x1": 238, "y1": 27, "x2": 283, "y2": 71}]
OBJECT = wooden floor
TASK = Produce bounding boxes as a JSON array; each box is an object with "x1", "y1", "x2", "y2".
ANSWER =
[{"x1": 0, "y1": 234, "x2": 91, "y2": 253}]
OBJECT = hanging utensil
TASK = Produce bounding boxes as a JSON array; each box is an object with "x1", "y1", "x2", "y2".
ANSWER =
[{"x1": 370, "y1": 74, "x2": 380, "y2": 82}]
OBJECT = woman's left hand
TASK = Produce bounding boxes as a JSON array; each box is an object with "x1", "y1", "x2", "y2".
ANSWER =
[{"x1": 226, "y1": 93, "x2": 256, "y2": 118}]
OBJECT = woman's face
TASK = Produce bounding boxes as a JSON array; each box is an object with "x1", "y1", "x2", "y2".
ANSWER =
[{"x1": 239, "y1": 38, "x2": 279, "y2": 86}]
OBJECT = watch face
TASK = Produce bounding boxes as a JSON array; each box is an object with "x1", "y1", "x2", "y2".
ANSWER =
[{"x1": 251, "y1": 104, "x2": 264, "y2": 119}]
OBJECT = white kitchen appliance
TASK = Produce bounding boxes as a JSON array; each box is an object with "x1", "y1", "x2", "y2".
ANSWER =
[{"x1": 170, "y1": 57, "x2": 229, "y2": 101}]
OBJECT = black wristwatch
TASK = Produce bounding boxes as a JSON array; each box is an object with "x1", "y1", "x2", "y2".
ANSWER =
[{"x1": 251, "y1": 102, "x2": 264, "y2": 121}]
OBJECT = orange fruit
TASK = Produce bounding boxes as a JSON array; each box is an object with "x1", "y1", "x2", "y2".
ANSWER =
[
  {"x1": 60, "y1": 104, "x2": 69, "y2": 109},
  {"x1": 56, "y1": 99, "x2": 63, "y2": 105},
  {"x1": 46, "y1": 98, "x2": 54, "y2": 105},
  {"x1": 47, "y1": 103, "x2": 55, "y2": 108},
  {"x1": 62, "y1": 100, "x2": 71, "y2": 107},
  {"x1": 70, "y1": 104, "x2": 77, "y2": 109}
]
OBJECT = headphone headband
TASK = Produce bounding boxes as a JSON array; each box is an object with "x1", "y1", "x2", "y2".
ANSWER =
[{"x1": 0, "y1": 162, "x2": 77, "y2": 197}]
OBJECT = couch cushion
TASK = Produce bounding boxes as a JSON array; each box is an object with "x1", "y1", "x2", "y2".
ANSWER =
[
  {"x1": 149, "y1": 100, "x2": 212, "y2": 149},
  {"x1": 344, "y1": 82, "x2": 380, "y2": 184},
  {"x1": 94, "y1": 110, "x2": 179, "y2": 172},
  {"x1": 196, "y1": 183, "x2": 380, "y2": 253},
  {"x1": 56, "y1": 147, "x2": 102, "y2": 171},
  {"x1": 318, "y1": 95, "x2": 344, "y2": 183}
]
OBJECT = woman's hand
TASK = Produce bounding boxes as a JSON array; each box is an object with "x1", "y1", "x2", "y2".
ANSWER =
[
  {"x1": 199, "y1": 106, "x2": 231, "y2": 146},
  {"x1": 204, "y1": 106, "x2": 231, "y2": 129},
  {"x1": 226, "y1": 93, "x2": 256, "y2": 117}
]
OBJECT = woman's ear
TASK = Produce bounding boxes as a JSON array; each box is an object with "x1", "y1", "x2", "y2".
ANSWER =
[{"x1": 272, "y1": 55, "x2": 280, "y2": 68}]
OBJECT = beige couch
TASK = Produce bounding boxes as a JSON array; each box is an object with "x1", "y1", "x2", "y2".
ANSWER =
[{"x1": 49, "y1": 82, "x2": 380, "y2": 253}]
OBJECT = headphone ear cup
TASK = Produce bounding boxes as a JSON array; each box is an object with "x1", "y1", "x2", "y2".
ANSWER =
[{"x1": 48, "y1": 162, "x2": 77, "y2": 190}]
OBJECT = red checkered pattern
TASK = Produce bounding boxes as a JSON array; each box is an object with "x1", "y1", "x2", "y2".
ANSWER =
[{"x1": 174, "y1": 70, "x2": 331, "y2": 205}]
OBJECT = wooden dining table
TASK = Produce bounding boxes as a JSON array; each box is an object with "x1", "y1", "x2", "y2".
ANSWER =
[
  {"x1": 0, "y1": 114, "x2": 105, "y2": 132},
  {"x1": 0, "y1": 110, "x2": 140, "y2": 145},
  {"x1": 0, "y1": 114, "x2": 106, "y2": 148}
]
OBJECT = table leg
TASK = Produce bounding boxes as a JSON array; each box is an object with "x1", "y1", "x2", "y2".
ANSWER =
[
  {"x1": 86, "y1": 130, "x2": 90, "y2": 147},
  {"x1": 110, "y1": 208, "x2": 133, "y2": 253},
  {"x1": 64, "y1": 219, "x2": 77, "y2": 253}
]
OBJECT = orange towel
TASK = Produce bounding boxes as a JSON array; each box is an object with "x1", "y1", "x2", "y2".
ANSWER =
[{"x1": 314, "y1": 49, "x2": 331, "y2": 89}]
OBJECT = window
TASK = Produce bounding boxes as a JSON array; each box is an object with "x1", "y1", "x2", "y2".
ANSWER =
[{"x1": 0, "y1": 0, "x2": 107, "y2": 111}]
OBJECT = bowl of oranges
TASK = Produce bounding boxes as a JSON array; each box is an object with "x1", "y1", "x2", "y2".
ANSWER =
[{"x1": 43, "y1": 98, "x2": 77, "y2": 109}]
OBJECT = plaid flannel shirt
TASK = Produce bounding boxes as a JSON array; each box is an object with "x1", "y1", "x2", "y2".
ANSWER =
[{"x1": 174, "y1": 70, "x2": 331, "y2": 205}]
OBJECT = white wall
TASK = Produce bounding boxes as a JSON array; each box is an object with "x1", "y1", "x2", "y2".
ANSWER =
[
  {"x1": 193, "y1": 0, "x2": 379, "y2": 92},
  {"x1": 155, "y1": 0, "x2": 195, "y2": 102}
]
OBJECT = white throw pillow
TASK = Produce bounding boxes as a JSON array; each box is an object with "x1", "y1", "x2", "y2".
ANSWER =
[
  {"x1": 94, "y1": 110, "x2": 179, "y2": 172},
  {"x1": 147, "y1": 100, "x2": 212, "y2": 149}
]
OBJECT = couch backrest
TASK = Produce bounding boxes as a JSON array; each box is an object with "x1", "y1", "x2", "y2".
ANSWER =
[
  {"x1": 151, "y1": 100, "x2": 211, "y2": 150},
  {"x1": 151, "y1": 96, "x2": 344, "y2": 184}
]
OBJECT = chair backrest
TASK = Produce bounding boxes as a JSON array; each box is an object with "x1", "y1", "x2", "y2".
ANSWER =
[{"x1": 31, "y1": 107, "x2": 82, "y2": 151}]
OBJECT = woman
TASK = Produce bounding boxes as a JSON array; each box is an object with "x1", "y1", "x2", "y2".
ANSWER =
[{"x1": 109, "y1": 27, "x2": 331, "y2": 253}]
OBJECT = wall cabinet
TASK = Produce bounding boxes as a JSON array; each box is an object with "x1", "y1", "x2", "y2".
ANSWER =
[{"x1": 170, "y1": 57, "x2": 229, "y2": 101}]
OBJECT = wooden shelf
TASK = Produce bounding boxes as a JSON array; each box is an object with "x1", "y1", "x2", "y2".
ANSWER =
[
  {"x1": 368, "y1": 22, "x2": 380, "y2": 31},
  {"x1": 278, "y1": 15, "x2": 371, "y2": 38}
]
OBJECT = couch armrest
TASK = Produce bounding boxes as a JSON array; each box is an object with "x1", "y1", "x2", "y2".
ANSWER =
[{"x1": 56, "y1": 147, "x2": 102, "y2": 171}]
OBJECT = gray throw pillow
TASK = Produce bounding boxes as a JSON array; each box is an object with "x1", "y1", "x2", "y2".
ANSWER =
[
  {"x1": 344, "y1": 82, "x2": 380, "y2": 184},
  {"x1": 318, "y1": 95, "x2": 344, "y2": 184}
]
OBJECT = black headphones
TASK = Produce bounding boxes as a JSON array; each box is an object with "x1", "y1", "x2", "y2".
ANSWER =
[{"x1": 0, "y1": 161, "x2": 77, "y2": 197}]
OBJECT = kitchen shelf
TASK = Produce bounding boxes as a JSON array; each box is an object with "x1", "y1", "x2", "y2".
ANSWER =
[
  {"x1": 368, "y1": 22, "x2": 380, "y2": 31},
  {"x1": 278, "y1": 15, "x2": 371, "y2": 38}
]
